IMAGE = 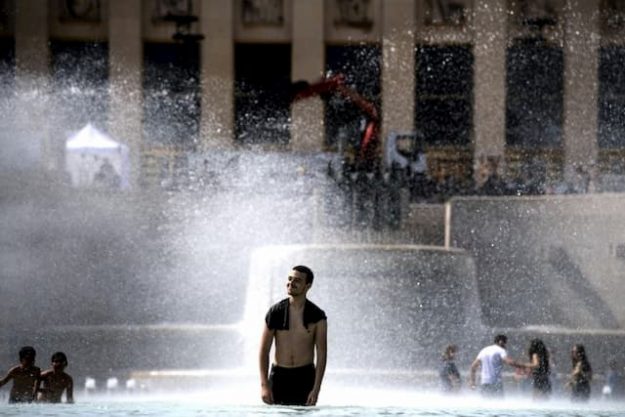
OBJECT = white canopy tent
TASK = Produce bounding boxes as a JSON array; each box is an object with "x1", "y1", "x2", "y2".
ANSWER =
[{"x1": 65, "y1": 123, "x2": 130, "y2": 189}]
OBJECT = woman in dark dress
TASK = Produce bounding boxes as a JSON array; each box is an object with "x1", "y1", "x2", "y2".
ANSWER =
[
  {"x1": 524, "y1": 339, "x2": 552, "y2": 399},
  {"x1": 568, "y1": 344, "x2": 592, "y2": 402}
]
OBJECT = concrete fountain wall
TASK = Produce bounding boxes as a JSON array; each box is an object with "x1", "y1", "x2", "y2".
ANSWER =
[
  {"x1": 242, "y1": 244, "x2": 484, "y2": 375},
  {"x1": 446, "y1": 193, "x2": 625, "y2": 372}
]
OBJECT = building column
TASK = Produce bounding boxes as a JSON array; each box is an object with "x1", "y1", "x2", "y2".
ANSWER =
[
  {"x1": 472, "y1": 0, "x2": 507, "y2": 178},
  {"x1": 381, "y1": 0, "x2": 416, "y2": 164},
  {"x1": 199, "y1": 0, "x2": 234, "y2": 150},
  {"x1": 290, "y1": 0, "x2": 325, "y2": 152},
  {"x1": 108, "y1": 0, "x2": 142, "y2": 188},
  {"x1": 14, "y1": 0, "x2": 50, "y2": 172},
  {"x1": 562, "y1": 0, "x2": 600, "y2": 181}
]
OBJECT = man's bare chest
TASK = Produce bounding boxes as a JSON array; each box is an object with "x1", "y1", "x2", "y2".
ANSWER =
[{"x1": 277, "y1": 313, "x2": 315, "y2": 340}]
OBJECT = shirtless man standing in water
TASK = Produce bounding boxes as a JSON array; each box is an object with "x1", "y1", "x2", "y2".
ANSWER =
[
  {"x1": 259, "y1": 265, "x2": 327, "y2": 406},
  {"x1": 0, "y1": 346, "x2": 41, "y2": 403},
  {"x1": 38, "y1": 352, "x2": 74, "y2": 403}
]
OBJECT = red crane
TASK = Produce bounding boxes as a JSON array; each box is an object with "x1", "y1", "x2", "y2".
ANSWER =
[{"x1": 291, "y1": 74, "x2": 380, "y2": 170}]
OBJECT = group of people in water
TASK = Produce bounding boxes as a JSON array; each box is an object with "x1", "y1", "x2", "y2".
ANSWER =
[
  {"x1": 0, "y1": 265, "x2": 326, "y2": 407},
  {"x1": 440, "y1": 335, "x2": 597, "y2": 401},
  {"x1": 0, "y1": 265, "x2": 616, "y2": 407},
  {"x1": 257, "y1": 264, "x2": 612, "y2": 406},
  {"x1": 0, "y1": 346, "x2": 73, "y2": 404},
  {"x1": 255, "y1": 265, "x2": 607, "y2": 406}
]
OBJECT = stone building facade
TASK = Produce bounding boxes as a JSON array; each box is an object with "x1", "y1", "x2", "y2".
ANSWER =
[{"x1": 1, "y1": 0, "x2": 625, "y2": 190}]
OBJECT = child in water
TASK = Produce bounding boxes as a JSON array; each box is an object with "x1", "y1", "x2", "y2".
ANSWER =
[
  {"x1": 0, "y1": 346, "x2": 41, "y2": 403},
  {"x1": 439, "y1": 344, "x2": 461, "y2": 393},
  {"x1": 38, "y1": 352, "x2": 74, "y2": 403}
]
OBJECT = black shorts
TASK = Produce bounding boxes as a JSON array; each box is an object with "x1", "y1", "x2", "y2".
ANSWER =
[{"x1": 270, "y1": 363, "x2": 315, "y2": 406}]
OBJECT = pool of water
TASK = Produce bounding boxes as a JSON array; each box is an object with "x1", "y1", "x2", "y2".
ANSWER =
[
  {"x1": 1, "y1": 401, "x2": 623, "y2": 417},
  {"x1": 0, "y1": 390, "x2": 623, "y2": 417}
]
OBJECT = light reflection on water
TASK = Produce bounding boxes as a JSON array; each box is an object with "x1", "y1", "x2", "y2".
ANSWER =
[
  {"x1": 0, "y1": 402, "x2": 622, "y2": 417},
  {"x1": 0, "y1": 390, "x2": 623, "y2": 417}
]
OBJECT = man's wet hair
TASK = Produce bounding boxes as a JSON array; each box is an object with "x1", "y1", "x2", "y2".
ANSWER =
[
  {"x1": 19, "y1": 346, "x2": 36, "y2": 360},
  {"x1": 293, "y1": 265, "x2": 314, "y2": 284},
  {"x1": 51, "y1": 352, "x2": 68, "y2": 366},
  {"x1": 494, "y1": 334, "x2": 507, "y2": 345}
]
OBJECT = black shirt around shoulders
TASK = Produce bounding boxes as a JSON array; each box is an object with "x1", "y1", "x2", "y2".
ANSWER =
[{"x1": 265, "y1": 298, "x2": 327, "y2": 331}]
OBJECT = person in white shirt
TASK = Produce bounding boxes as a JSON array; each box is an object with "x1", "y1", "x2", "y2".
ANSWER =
[{"x1": 469, "y1": 334, "x2": 523, "y2": 397}]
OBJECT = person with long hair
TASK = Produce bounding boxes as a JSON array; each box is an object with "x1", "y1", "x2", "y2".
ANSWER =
[
  {"x1": 519, "y1": 339, "x2": 551, "y2": 399},
  {"x1": 567, "y1": 344, "x2": 592, "y2": 402}
]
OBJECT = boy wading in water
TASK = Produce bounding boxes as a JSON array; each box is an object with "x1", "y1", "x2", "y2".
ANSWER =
[
  {"x1": 259, "y1": 265, "x2": 327, "y2": 406},
  {"x1": 0, "y1": 346, "x2": 41, "y2": 403},
  {"x1": 38, "y1": 352, "x2": 74, "y2": 403}
]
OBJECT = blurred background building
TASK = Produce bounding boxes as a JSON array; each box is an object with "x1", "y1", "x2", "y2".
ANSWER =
[{"x1": 1, "y1": 0, "x2": 624, "y2": 194}]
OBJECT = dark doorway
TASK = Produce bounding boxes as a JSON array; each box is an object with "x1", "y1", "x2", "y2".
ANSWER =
[
  {"x1": 50, "y1": 41, "x2": 109, "y2": 131},
  {"x1": 415, "y1": 45, "x2": 473, "y2": 146},
  {"x1": 143, "y1": 42, "x2": 200, "y2": 148},
  {"x1": 0, "y1": 37, "x2": 14, "y2": 92},
  {"x1": 234, "y1": 43, "x2": 291, "y2": 145},
  {"x1": 599, "y1": 46, "x2": 625, "y2": 148},
  {"x1": 506, "y1": 40, "x2": 563, "y2": 148}
]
